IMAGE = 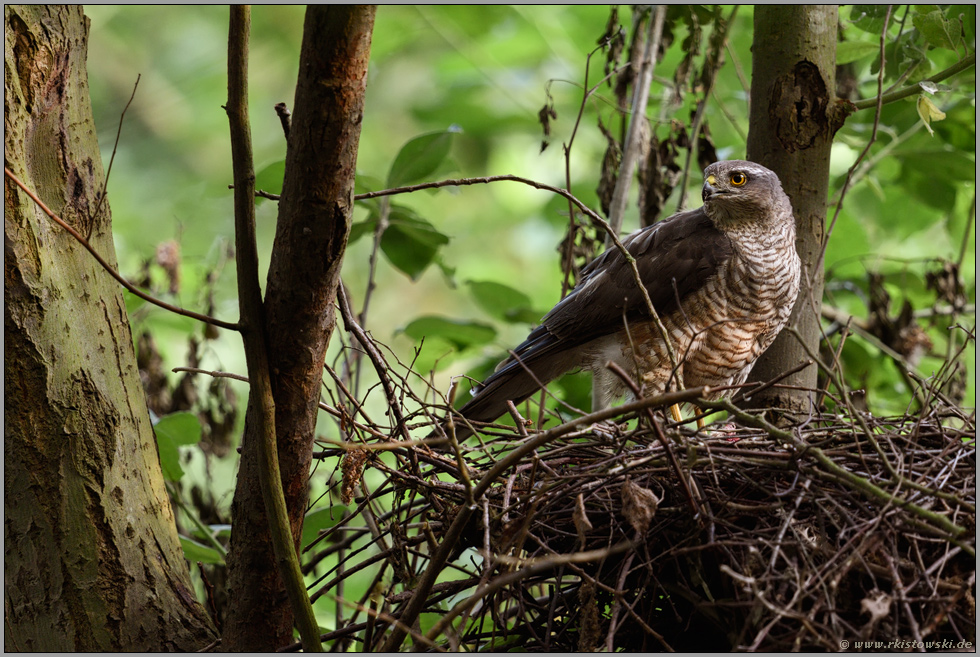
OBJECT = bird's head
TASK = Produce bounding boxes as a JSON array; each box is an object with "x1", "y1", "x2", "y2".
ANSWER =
[{"x1": 701, "y1": 160, "x2": 792, "y2": 228}]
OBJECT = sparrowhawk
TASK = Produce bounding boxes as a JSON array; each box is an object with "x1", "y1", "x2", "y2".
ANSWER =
[{"x1": 448, "y1": 160, "x2": 801, "y2": 439}]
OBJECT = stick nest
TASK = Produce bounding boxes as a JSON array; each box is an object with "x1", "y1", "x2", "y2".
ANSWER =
[{"x1": 309, "y1": 383, "x2": 975, "y2": 652}]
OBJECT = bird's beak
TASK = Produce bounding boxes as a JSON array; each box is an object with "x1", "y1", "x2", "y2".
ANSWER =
[{"x1": 702, "y1": 180, "x2": 717, "y2": 202}]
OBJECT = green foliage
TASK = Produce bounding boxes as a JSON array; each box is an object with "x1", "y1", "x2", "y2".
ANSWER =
[
  {"x1": 400, "y1": 315, "x2": 496, "y2": 351},
  {"x1": 351, "y1": 205, "x2": 451, "y2": 280},
  {"x1": 179, "y1": 536, "x2": 225, "y2": 565},
  {"x1": 832, "y1": 3, "x2": 975, "y2": 412},
  {"x1": 466, "y1": 280, "x2": 542, "y2": 324},
  {"x1": 836, "y1": 40, "x2": 882, "y2": 65},
  {"x1": 153, "y1": 411, "x2": 202, "y2": 482},
  {"x1": 386, "y1": 127, "x2": 460, "y2": 187},
  {"x1": 912, "y1": 8, "x2": 960, "y2": 51},
  {"x1": 254, "y1": 159, "x2": 285, "y2": 200}
]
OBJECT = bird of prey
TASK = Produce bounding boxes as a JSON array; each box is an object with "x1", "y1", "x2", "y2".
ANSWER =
[{"x1": 446, "y1": 160, "x2": 801, "y2": 439}]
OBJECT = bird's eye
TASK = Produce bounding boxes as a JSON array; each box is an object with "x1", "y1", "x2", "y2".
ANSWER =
[{"x1": 730, "y1": 172, "x2": 747, "y2": 186}]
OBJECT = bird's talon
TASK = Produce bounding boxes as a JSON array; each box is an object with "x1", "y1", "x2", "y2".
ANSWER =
[{"x1": 589, "y1": 420, "x2": 621, "y2": 441}]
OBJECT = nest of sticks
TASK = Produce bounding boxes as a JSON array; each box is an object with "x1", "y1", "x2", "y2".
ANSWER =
[{"x1": 305, "y1": 360, "x2": 975, "y2": 652}]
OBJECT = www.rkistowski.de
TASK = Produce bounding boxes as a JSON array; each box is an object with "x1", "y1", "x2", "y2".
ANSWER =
[{"x1": 842, "y1": 639, "x2": 973, "y2": 650}]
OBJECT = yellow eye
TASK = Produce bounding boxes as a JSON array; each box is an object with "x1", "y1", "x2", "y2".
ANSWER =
[{"x1": 730, "y1": 172, "x2": 747, "y2": 186}]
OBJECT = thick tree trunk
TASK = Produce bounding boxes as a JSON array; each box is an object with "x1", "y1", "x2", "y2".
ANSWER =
[
  {"x1": 222, "y1": 6, "x2": 376, "y2": 650},
  {"x1": 745, "y1": 5, "x2": 837, "y2": 414},
  {"x1": 3, "y1": 5, "x2": 216, "y2": 650}
]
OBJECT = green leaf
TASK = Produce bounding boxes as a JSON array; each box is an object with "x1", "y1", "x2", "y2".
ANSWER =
[
  {"x1": 354, "y1": 173, "x2": 385, "y2": 195},
  {"x1": 836, "y1": 40, "x2": 881, "y2": 65},
  {"x1": 154, "y1": 412, "x2": 202, "y2": 482},
  {"x1": 409, "y1": 335, "x2": 460, "y2": 376},
  {"x1": 156, "y1": 411, "x2": 203, "y2": 445},
  {"x1": 203, "y1": 524, "x2": 232, "y2": 539},
  {"x1": 123, "y1": 289, "x2": 147, "y2": 314},
  {"x1": 386, "y1": 127, "x2": 461, "y2": 188},
  {"x1": 254, "y1": 159, "x2": 285, "y2": 202},
  {"x1": 849, "y1": 5, "x2": 892, "y2": 35},
  {"x1": 190, "y1": 523, "x2": 231, "y2": 540},
  {"x1": 400, "y1": 316, "x2": 496, "y2": 351},
  {"x1": 903, "y1": 170, "x2": 959, "y2": 213},
  {"x1": 354, "y1": 173, "x2": 385, "y2": 214},
  {"x1": 179, "y1": 536, "x2": 225, "y2": 565},
  {"x1": 435, "y1": 255, "x2": 457, "y2": 287},
  {"x1": 912, "y1": 9, "x2": 958, "y2": 51},
  {"x1": 301, "y1": 505, "x2": 348, "y2": 548},
  {"x1": 896, "y1": 150, "x2": 976, "y2": 181},
  {"x1": 467, "y1": 280, "x2": 542, "y2": 324},
  {"x1": 380, "y1": 206, "x2": 450, "y2": 280},
  {"x1": 348, "y1": 216, "x2": 377, "y2": 245}
]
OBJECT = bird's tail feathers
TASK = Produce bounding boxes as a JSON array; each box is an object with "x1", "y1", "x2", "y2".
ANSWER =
[{"x1": 445, "y1": 348, "x2": 577, "y2": 440}]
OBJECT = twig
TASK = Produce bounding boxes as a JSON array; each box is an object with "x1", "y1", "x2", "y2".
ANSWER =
[
  {"x1": 358, "y1": 174, "x2": 680, "y2": 373},
  {"x1": 851, "y1": 54, "x2": 976, "y2": 110},
  {"x1": 336, "y1": 284, "x2": 422, "y2": 480},
  {"x1": 605, "y1": 361, "x2": 700, "y2": 516},
  {"x1": 676, "y1": 6, "x2": 738, "y2": 212},
  {"x1": 606, "y1": 4, "x2": 666, "y2": 243},
  {"x1": 337, "y1": 285, "x2": 411, "y2": 445},
  {"x1": 4, "y1": 167, "x2": 239, "y2": 332},
  {"x1": 167, "y1": 482, "x2": 228, "y2": 560},
  {"x1": 424, "y1": 543, "x2": 633, "y2": 644},
  {"x1": 704, "y1": 398, "x2": 970, "y2": 545},
  {"x1": 274, "y1": 101, "x2": 291, "y2": 139},
  {"x1": 225, "y1": 7, "x2": 322, "y2": 651},
  {"x1": 557, "y1": 49, "x2": 624, "y2": 297},
  {"x1": 90, "y1": 74, "x2": 141, "y2": 238},
  {"x1": 816, "y1": 6, "x2": 892, "y2": 300},
  {"x1": 378, "y1": 386, "x2": 707, "y2": 651}
]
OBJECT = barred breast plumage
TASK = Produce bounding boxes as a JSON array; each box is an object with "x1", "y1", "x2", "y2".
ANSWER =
[{"x1": 445, "y1": 160, "x2": 801, "y2": 439}]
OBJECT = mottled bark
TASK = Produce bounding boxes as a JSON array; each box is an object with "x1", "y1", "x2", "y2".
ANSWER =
[
  {"x1": 222, "y1": 5, "x2": 376, "y2": 650},
  {"x1": 745, "y1": 5, "x2": 837, "y2": 414},
  {"x1": 3, "y1": 5, "x2": 216, "y2": 650}
]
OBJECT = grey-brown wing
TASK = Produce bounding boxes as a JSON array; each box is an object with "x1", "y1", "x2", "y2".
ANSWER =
[
  {"x1": 462, "y1": 208, "x2": 732, "y2": 418},
  {"x1": 535, "y1": 207, "x2": 732, "y2": 349}
]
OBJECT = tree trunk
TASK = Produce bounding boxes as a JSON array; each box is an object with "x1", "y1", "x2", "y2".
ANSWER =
[
  {"x1": 3, "y1": 5, "x2": 217, "y2": 650},
  {"x1": 222, "y1": 6, "x2": 376, "y2": 650},
  {"x1": 745, "y1": 5, "x2": 837, "y2": 414}
]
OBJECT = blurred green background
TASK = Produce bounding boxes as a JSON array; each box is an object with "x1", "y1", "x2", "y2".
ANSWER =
[{"x1": 83, "y1": 4, "x2": 975, "y2": 627}]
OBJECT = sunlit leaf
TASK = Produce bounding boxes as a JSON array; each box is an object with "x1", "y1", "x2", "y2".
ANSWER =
[
  {"x1": 912, "y1": 9, "x2": 958, "y2": 51},
  {"x1": 849, "y1": 5, "x2": 892, "y2": 35},
  {"x1": 155, "y1": 411, "x2": 203, "y2": 445},
  {"x1": 387, "y1": 127, "x2": 461, "y2": 188},
  {"x1": 410, "y1": 335, "x2": 460, "y2": 376},
  {"x1": 467, "y1": 280, "x2": 542, "y2": 324},
  {"x1": 380, "y1": 206, "x2": 450, "y2": 280},
  {"x1": 436, "y1": 256, "x2": 457, "y2": 287},
  {"x1": 917, "y1": 80, "x2": 952, "y2": 95},
  {"x1": 836, "y1": 40, "x2": 880, "y2": 65},
  {"x1": 179, "y1": 536, "x2": 225, "y2": 565},
  {"x1": 153, "y1": 412, "x2": 202, "y2": 481},
  {"x1": 400, "y1": 316, "x2": 496, "y2": 351},
  {"x1": 123, "y1": 290, "x2": 148, "y2": 314},
  {"x1": 254, "y1": 159, "x2": 285, "y2": 203}
]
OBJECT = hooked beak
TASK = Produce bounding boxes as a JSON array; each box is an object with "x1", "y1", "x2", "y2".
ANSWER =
[{"x1": 702, "y1": 174, "x2": 726, "y2": 202}]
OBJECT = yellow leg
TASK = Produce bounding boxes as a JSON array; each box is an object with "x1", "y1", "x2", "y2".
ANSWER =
[
  {"x1": 695, "y1": 407, "x2": 705, "y2": 430},
  {"x1": 669, "y1": 403, "x2": 683, "y2": 423}
]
